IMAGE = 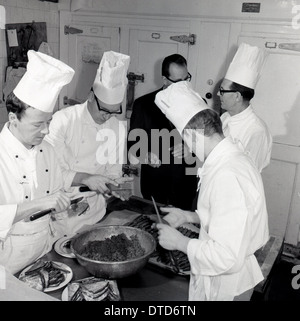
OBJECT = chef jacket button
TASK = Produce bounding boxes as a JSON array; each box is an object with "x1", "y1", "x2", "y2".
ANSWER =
[
  {"x1": 45, "y1": 169, "x2": 48, "y2": 172},
  {"x1": 25, "y1": 196, "x2": 29, "y2": 199},
  {"x1": 46, "y1": 191, "x2": 50, "y2": 194},
  {"x1": 15, "y1": 155, "x2": 18, "y2": 158},
  {"x1": 40, "y1": 149, "x2": 43, "y2": 152},
  {"x1": 23, "y1": 175, "x2": 26, "y2": 179},
  {"x1": 81, "y1": 140, "x2": 85, "y2": 144}
]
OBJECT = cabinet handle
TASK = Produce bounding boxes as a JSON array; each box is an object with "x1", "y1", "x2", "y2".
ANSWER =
[
  {"x1": 265, "y1": 42, "x2": 277, "y2": 49},
  {"x1": 151, "y1": 33, "x2": 160, "y2": 39}
]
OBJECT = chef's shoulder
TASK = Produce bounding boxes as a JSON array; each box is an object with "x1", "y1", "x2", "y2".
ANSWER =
[{"x1": 52, "y1": 102, "x2": 85, "y2": 123}]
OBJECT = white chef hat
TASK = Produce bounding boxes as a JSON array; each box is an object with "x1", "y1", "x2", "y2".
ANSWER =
[
  {"x1": 13, "y1": 50, "x2": 75, "y2": 113},
  {"x1": 155, "y1": 81, "x2": 210, "y2": 135},
  {"x1": 92, "y1": 51, "x2": 130, "y2": 105},
  {"x1": 225, "y1": 43, "x2": 267, "y2": 89}
]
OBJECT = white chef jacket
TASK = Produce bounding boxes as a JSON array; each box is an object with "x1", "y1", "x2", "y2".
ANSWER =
[
  {"x1": 45, "y1": 101, "x2": 127, "y2": 236},
  {"x1": 221, "y1": 106, "x2": 272, "y2": 172},
  {"x1": 0, "y1": 123, "x2": 64, "y2": 274},
  {"x1": 187, "y1": 137, "x2": 269, "y2": 301}
]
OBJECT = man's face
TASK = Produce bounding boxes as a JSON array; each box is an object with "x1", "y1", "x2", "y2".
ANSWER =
[
  {"x1": 92, "y1": 91, "x2": 122, "y2": 123},
  {"x1": 11, "y1": 107, "x2": 52, "y2": 148},
  {"x1": 163, "y1": 62, "x2": 190, "y2": 88},
  {"x1": 218, "y1": 79, "x2": 238, "y2": 112}
]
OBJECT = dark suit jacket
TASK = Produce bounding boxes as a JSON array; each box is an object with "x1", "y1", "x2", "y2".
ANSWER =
[{"x1": 128, "y1": 89, "x2": 198, "y2": 210}]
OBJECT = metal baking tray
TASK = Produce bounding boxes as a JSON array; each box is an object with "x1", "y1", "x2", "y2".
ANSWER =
[{"x1": 125, "y1": 214, "x2": 199, "y2": 276}]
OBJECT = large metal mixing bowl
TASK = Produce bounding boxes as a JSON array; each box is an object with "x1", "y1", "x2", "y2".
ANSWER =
[{"x1": 70, "y1": 225, "x2": 156, "y2": 279}]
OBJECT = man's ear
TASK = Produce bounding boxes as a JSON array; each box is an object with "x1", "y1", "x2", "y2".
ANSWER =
[
  {"x1": 87, "y1": 90, "x2": 94, "y2": 102},
  {"x1": 8, "y1": 112, "x2": 17, "y2": 122},
  {"x1": 235, "y1": 91, "x2": 243, "y2": 102},
  {"x1": 162, "y1": 76, "x2": 169, "y2": 88}
]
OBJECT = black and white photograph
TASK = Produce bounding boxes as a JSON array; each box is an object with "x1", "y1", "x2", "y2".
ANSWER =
[{"x1": 0, "y1": 0, "x2": 300, "y2": 306}]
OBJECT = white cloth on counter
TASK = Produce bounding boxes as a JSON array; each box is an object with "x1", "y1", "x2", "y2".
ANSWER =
[
  {"x1": 221, "y1": 105, "x2": 272, "y2": 172},
  {"x1": 45, "y1": 102, "x2": 127, "y2": 236},
  {"x1": 187, "y1": 137, "x2": 269, "y2": 301},
  {"x1": 0, "y1": 123, "x2": 65, "y2": 274}
]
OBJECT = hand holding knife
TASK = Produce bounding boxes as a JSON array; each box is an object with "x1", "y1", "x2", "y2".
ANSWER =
[
  {"x1": 151, "y1": 196, "x2": 180, "y2": 274},
  {"x1": 29, "y1": 196, "x2": 84, "y2": 221}
]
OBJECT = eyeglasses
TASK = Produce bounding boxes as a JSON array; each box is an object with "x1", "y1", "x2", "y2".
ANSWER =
[
  {"x1": 165, "y1": 72, "x2": 192, "y2": 83},
  {"x1": 218, "y1": 87, "x2": 238, "y2": 96},
  {"x1": 91, "y1": 89, "x2": 123, "y2": 115}
]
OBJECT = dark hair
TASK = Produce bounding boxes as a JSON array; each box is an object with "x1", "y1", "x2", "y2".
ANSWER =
[
  {"x1": 6, "y1": 92, "x2": 30, "y2": 120},
  {"x1": 162, "y1": 54, "x2": 187, "y2": 78},
  {"x1": 230, "y1": 82, "x2": 255, "y2": 101},
  {"x1": 185, "y1": 109, "x2": 223, "y2": 137}
]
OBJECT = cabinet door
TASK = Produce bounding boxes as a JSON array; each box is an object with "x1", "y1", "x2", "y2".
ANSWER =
[
  {"x1": 60, "y1": 24, "x2": 120, "y2": 107},
  {"x1": 128, "y1": 29, "x2": 189, "y2": 100}
]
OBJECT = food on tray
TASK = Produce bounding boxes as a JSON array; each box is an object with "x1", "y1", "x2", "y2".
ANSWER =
[
  {"x1": 79, "y1": 233, "x2": 145, "y2": 261},
  {"x1": 67, "y1": 277, "x2": 120, "y2": 301},
  {"x1": 125, "y1": 214, "x2": 200, "y2": 274},
  {"x1": 19, "y1": 260, "x2": 70, "y2": 291}
]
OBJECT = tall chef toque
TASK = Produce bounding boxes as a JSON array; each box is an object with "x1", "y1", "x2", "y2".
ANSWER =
[
  {"x1": 13, "y1": 50, "x2": 75, "y2": 112},
  {"x1": 224, "y1": 43, "x2": 267, "y2": 89},
  {"x1": 155, "y1": 81, "x2": 210, "y2": 135},
  {"x1": 93, "y1": 51, "x2": 130, "y2": 105}
]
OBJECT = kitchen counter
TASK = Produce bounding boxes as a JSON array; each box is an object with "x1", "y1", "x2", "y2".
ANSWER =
[{"x1": 40, "y1": 196, "x2": 190, "y2": 301}]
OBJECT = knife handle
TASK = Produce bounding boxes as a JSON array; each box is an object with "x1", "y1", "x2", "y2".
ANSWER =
[
  {"x1": 29, "y1": 208, "x2": 53, "y2": 221},
  {"x1": 79, "y1": 186, "x2": 91, "y2": 192}
]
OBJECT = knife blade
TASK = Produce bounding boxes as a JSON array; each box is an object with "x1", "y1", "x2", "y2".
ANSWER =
[
  {"x1": 29, "y1": 196, "x2": 84, "y2": 221},
  {"x1": 151, "y1": 196, "x2": 179, "y2": 274}
]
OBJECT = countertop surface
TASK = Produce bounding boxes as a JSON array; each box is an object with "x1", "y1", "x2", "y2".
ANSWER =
[{"x1": 41, "y1": 196, "x2": 190, "y2": 301}]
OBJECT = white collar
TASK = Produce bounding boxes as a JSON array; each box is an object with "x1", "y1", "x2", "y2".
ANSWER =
[
  {"x1": 227, "y1": 105, "x2": 254, "y2": 122},
  {"x1": 0, "y1": 123, "x2": 38, "y2": 159}
]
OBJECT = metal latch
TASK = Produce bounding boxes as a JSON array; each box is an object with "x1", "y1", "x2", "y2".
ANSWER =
[
  {"x1": 127, "y1": 72, "x2": 145, "y2": 83},
  {"x1": 64, "y1": 25, "x2": 83, "y2": 35},
  {"x1": 170, "y1": 34, "x2": 196, "y2": 45}
]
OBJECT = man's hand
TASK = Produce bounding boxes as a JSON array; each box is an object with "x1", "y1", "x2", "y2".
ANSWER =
[
  {"x1": 81, "y1": 174, "x2": 118, "y2": 194},
  {"x1": 145, "y1": 152, "x2": 161, "y2": 168},
  {"x1": 159, "y1": 207, "x2": 189, "y2": 228},
  {"x1": 156, "y1": 223, "x2": 189, "y2": 254},
  {"x1": 37, "y1": 190, "x2": 71, "y2": 214},
  {"x1": 107, "y1": 176, "x2": 134, "y2": 201},
  {"x1": 170, "y1": 143, "x2": 192, "y2": 159}
]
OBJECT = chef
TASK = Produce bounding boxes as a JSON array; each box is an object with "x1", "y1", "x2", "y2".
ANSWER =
[
  {"x1": 154, "y1": 81, "x2": 269, "y2": 301},
  {"x1": 0, "y1": 50, "x2": 75, "y2": 274},
  {"x1": 45, "y1": 51, "x2": 133, "y2": 236},
  {"x1": 218, "y1": 43, "x2": 272, "y2": 172}
]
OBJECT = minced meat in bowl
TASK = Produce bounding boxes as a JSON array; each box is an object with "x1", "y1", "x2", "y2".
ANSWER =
[
  {"x1": 79, "y1": 233, "x2": 145, "y2": 262},
  {"x1": 70, "y1": 226, "x2": 156, "y2": 278}
]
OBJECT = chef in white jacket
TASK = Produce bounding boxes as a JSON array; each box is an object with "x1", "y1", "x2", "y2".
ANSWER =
[
  {"x1": 0, "y1": 50, "x2": 75, "y2": 274},
  {"x1": 218, "y1": 43, "x2": 272, "y2": 173},
  {"x1": 154, "y1": 81, "x2": 269, "y2": 301},
  {"x1": 45, "y1": 51, "x2": 133, "y2": 236}
]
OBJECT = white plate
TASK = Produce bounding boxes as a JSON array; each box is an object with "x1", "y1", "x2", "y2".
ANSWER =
[
  {"x1": 19, "y1": 261, "x2": 73, "y2": 293},
  {"x1": 54, "y1": 235, "x2": 76, "y2": 258}
]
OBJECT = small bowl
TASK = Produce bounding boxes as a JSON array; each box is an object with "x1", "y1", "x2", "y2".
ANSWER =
[{"x1": 70, "y1": 225, "x2": 156, "y2": 279}]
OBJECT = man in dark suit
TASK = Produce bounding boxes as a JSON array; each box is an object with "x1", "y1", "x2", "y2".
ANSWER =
[{"x1": 127, "y1": 54, "x2": 198, "y2": 210}]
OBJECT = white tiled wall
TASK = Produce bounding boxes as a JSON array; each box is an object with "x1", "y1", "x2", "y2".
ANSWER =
[{"x1": 0, "y1": 0, "x2": 62, "y2": 130}]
